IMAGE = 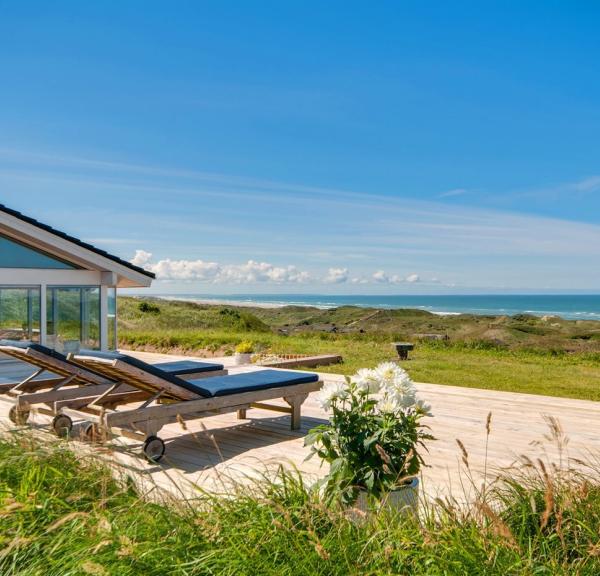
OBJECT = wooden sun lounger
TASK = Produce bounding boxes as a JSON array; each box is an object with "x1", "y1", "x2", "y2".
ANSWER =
[
  {"x1": 57, "y1": 353, "x2": 323, "y2": 461},
  {"x1": 0, "y1": 341, "x2": 114, "y2": 425},
  {"x1": 0, "y1": 341, "x2": 227, "y2": 431}
]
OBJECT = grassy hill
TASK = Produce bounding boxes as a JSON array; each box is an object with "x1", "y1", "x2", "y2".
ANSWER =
[{"x1": 117, "y1": 297, "x2": 600, "y2": 401}]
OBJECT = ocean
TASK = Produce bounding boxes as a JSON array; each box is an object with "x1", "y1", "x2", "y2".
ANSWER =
[{"x1": 153, "y1": 293, "x2": 600, "y2": 321}]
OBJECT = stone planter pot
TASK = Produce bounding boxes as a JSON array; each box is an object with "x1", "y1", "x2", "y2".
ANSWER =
[
  {"x1": 233, "y1": 352, "x2": 253, "y2": 366},
  {"x1": 354, "y1": 477, "x2": 419, "y2": 517}
]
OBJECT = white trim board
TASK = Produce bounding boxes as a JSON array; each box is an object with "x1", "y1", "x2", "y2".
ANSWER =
[{"x1": 0, "y1": 212, "x2": 152, "y2": 288}]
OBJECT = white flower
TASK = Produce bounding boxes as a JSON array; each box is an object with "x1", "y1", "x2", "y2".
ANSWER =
[
  {"x1": 376, "y1": 395, "x2": 403, "y2": 414},
  {"x1": 317, "y1": 380, "x2": 350, "y2": 410},
  {"x1": 374, "y1": 362, "x2": 416, "y2": 407},
  {"x1": 374, "y1": 362, "x2": 408, "y2": 385},
  {"x1": 352, "y1": 368, "x2": 380, "y2": 393},
  {"x1": 415, "y1": 399, "x2": 433, "y2": 416}
]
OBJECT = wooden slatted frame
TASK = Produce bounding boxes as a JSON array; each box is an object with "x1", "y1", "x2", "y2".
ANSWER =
[
  {"x1": 0, "y1": 344, "x2": 114, "y2": 417},
  {"x1": 59, "y1": 379, "x2": 322, "y2": 442},
  {"x1": 70, "y1": 355, "x2": 202, "y2": 402},
  {"x1": 1, "y1": 345, "x2": 109, "y2": 387}
]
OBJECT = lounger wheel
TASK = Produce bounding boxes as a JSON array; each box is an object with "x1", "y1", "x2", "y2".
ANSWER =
[
  {"x1": 143, "y1": 435, "x2": 165, "y2": 462},
  {"x1": 8, "y1": 406, "x2": 30, "y2": 425},
  {"x1": 82, "y1": 422, "x2": 101, "y2": 443},
  {"x1": 52, "y1": 414, "x2": 73, "y2": 437}
]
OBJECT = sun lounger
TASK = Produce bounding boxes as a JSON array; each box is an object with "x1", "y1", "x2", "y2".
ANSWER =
[
  {"x1": 0, "y1": 340, "x2": 227, "y2": 428},
  {"x1": 58, "y1": 351, "x2": 323, "y2": 461}
]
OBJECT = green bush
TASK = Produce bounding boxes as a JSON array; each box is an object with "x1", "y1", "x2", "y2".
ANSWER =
[
  {"x1": 138, "y1": 301, "x2": 161, "y2": 314},
  {"x1": 235, "y1": 340, "x2": 254, "y2": 354}
]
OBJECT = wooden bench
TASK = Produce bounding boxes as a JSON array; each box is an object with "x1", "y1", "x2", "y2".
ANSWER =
[{"x1": 392, "y1": 342, "x2": 414, "y2": 360}]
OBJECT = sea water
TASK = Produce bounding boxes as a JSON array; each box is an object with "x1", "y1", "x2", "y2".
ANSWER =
[{"x1": 151, "y1": 293, "x2": 600, "y2": 321}]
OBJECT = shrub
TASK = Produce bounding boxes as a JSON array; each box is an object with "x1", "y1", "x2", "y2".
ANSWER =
[
  {"x1": 235, "y1": 340, "x2": 254, "y2": 354},
  {"x1": 138, "y1": 301, "x2": 161, "y2": 314}
]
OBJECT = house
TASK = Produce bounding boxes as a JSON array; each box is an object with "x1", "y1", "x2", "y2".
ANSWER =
[{"x1": 0, "y1": 204, "x2": 154, "y2": 351}]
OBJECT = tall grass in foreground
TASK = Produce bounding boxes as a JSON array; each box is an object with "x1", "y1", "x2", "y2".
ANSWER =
[{"x1": 1, "y1": 429, "x2": 600, "y2": 575}]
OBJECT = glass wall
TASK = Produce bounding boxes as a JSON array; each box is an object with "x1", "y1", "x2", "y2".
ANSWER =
[
  {"x1": 0, "y1": 234, "x2": 75, "y2": 269},
  {"x1": 47, "y1": 287, "x2": 100, "y2": 352},
  {"x1": 0, "y1": 287, "x2": 41, "y2": 341},
  {"x1": 108, "y1": 287, "x2": 117, "y2": 350}
]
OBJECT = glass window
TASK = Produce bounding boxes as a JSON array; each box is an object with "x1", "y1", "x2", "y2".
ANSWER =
[
  {"x1": 47, "y1": 287, "x2": 100, "y2": 351},
  {"x1": 0, "y1": 287, "x2": 41, "y2": 342},
  {"x1": 0, "y1": 234, "x2": 76, "y2": 269},
  {"x1": 108, "y1": 287, "x2": 117, "y2": 350}
]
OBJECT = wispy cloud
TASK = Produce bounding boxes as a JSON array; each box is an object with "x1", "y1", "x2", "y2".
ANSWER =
[
  {"x1": 437, "y1": 188, "x2": 469, "y2": 199},
  {"x1": 511, "y1": 175, "x2": 600, "y2": 201},
  {"x1": 5, "y1": 148, "x2": 600, "y2": 290}
]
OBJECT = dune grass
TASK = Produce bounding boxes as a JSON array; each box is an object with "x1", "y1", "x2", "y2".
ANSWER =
[
  {"x1": 1, "y1": 430, "x2": 600, "y2": 575},
  {"x1": 119, "y1": 327, "x2": 600, "y2": 401},
  {"x1": 116, "y1": 296, "x2": 600, "y2": 401}
]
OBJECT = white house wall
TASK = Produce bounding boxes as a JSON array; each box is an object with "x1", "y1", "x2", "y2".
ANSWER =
[{"x1": 0, "y1": 269, "x2": 104, "y2": 285}]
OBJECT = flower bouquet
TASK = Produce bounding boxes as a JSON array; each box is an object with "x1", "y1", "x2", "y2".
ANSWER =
[{"x1": 305, "y1": 362, "x2": 433, "y2": 507}]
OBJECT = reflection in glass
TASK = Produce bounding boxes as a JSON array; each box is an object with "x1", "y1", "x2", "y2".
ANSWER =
[
  {"x1": 47, "y1": 287, "x2": 100, "y2": 351},
  {"x1": 0, "y1": 287, "x2": 41, "y2": 341},
  {"x1": 0, "y1": 234, "x2": 75, "y2": 269}
]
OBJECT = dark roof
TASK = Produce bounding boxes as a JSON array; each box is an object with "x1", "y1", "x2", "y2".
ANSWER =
[{"x1": 0, "y1": 204, "x2": 155, "y2": 279}]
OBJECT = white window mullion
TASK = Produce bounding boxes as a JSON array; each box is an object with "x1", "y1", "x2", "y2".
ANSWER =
[{"x1": 39, "y1": 284, "x2": 47, "y2": 346}]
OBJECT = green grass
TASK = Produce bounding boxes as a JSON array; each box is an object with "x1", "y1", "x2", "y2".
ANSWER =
[
  {"x1": 2, "y1": 431, "x2": 600, "y2": 575},
  {"x1": 116, "y1": 297, "x2": 600, "y2": 401},
  {"x1": 118, "y1": 326, "x2": 600, "y2": 401}
]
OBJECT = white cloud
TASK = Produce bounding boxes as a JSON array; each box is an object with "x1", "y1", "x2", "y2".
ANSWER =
[
  {"x1": 323, "y1": 267, "x2": 349, "y2": 284},
  {"x1": 151, "y1": 258, "x2": 221, "y2": 281},
  {"x1": 372, "y1": 271, "x2": 420, "y2": 284},
  {"x1": 219, "y1": 260, "x2": 311, "y2": 284},
  {"x1": 132, "y1": 252, "x2": 424, "y2": 286},
  {"x1": 131, "y1": 249, "x2": 153, "y2": 267},
  {"x1": 132, "y1": 253, "x2": 311, "y2": 284},
  {"x1": 372, "y1": 270, "x2": 389, "y2": 283}
]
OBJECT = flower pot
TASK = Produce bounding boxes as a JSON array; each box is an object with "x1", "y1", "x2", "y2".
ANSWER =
[
  {"x1": 354, "y1": 477, "x2": 419, "y2": 517},
  {"x1": 234, "y1": 352, "x2": 253, "y2": 366}
]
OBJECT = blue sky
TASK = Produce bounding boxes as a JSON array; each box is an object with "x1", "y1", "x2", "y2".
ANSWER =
[{"x1": 1, "y1": 1, "x2": 600, "y2": 293}]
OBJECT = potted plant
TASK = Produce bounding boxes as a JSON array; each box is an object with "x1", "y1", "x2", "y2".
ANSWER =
[
  {"x1": 305, "y1": 362, "x2": 433, "y2": 513},
  {"x1": 234, "y1": 341, "x2": 254, "y2": 365}
]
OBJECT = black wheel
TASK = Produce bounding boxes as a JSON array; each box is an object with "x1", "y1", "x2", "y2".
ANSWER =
[
  {"x1": 52, "y1": 414, "x2": 73, "y2": 437},
  {"x1": 82, "y1": 422, "x2": 101, "y2": 442},
  {"x1": 8, "y1": 406, "x2": 30, "y2": 425},
  {"x1": 143, "y1": 436, "x2": 165, "y2": 462}
]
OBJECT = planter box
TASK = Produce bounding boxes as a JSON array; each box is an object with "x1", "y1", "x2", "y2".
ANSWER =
[
  {"x1": 353, "y1": 477, "x2": 419, "y2": 517},
  {"x1": 233, "y1": 353, "x2": 253, "y2": 366}
]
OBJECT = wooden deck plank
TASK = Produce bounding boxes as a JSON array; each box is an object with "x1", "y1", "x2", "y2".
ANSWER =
[{"x1": 1, "y1": 349, "x2": 599, "y2": 502}]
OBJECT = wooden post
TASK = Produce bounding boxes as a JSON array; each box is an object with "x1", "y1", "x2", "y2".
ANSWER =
[
  {"x1": 237, "y1": 408, "x2": 247, "y2": 420},
  {"x1": 284, "y1": 394, "x2": 308, "y2": 430}
]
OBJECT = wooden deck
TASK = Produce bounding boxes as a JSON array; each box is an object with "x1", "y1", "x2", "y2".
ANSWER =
[{"x1": 2, "y1": 349, "x2": 600, "y2": 502}]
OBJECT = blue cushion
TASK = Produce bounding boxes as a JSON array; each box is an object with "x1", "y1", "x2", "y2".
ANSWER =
[
  {"x1": 152, "y1": 360, "x2": 224, "y2": 375},
  {"x1": 185, "y1": 369, "x2": 319, "y2": 398},
  {"x1": 75, "y1": 350, "x2": 224, "y2": 397},
  {"x1": 0, "y1": 341, "x2": 224, "y2": 383}
]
